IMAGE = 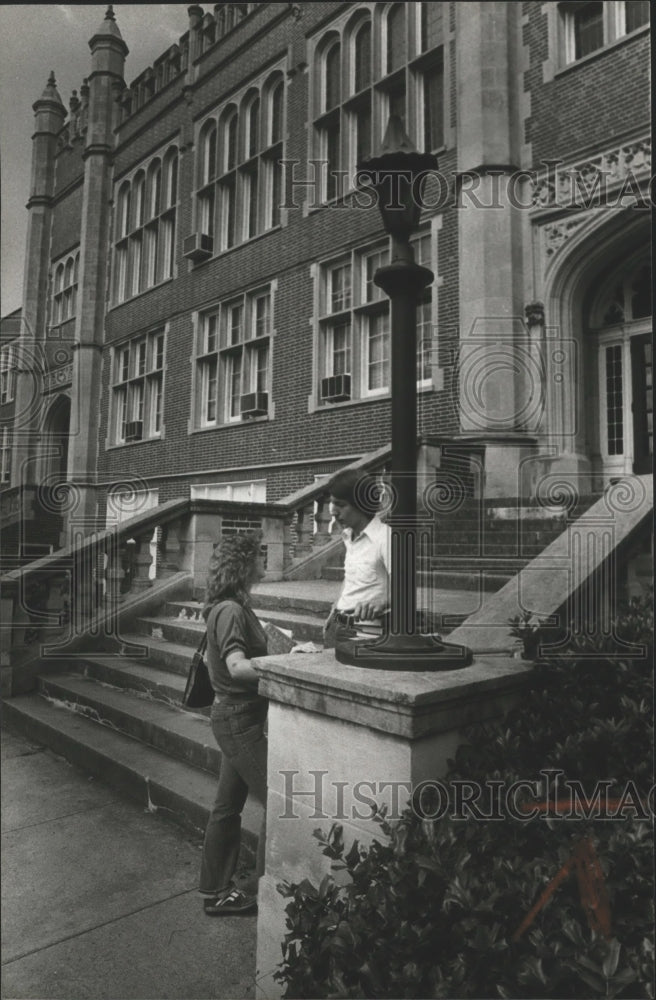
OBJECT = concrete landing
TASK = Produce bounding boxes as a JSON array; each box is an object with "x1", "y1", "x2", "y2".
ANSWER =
[{"x1": 1, "y1": 727, "x2": 256, "y2": 1000}]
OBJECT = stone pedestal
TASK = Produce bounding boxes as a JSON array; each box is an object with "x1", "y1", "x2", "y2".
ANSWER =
[{"x1": 252, "y1": 650, "x2": 532, "y2": 999}]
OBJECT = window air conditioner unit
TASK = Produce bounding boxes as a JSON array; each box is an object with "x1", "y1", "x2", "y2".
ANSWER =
[
  {"x1": 183, "y1": 232, "x2": 213, "y2": 262},
  {"x1": 320, "y1": 373, "x2": 351, "y2": 402},
  {"x1": 125, "y1": 420, "x2": 143, "y2": 442},
  {"x1": 240, "y1": 391, "x2": 268, "y2": 417}
]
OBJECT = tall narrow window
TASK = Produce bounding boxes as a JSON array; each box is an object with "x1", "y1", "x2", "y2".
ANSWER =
[
  {"x1": 52, "y1": 251, "x2": 80, "y2": 326},
  {"x1": 354, "y1": 21, "x2": 371, "y2": 92},
  {"x1": 386, "y1": 4, "x2": 406, "y2": 74},
  {"x1": 605, "y1": 344, "x2": 624, "y2": 455},
  {"x1": 423, "y1": 55, "x2": 444, "y2": 150},
  {"x1": 113, "y1": 148, "x2": 177, "y2": 303}
]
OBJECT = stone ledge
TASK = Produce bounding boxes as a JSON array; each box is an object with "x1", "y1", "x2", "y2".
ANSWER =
[{"x1": 253, "y1": 650, "x2": 532, "y2": 740}]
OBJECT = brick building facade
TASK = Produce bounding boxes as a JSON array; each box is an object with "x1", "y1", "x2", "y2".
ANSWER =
[{"x1": 1, "y1": 1, "x2": 651, "y2": 549}]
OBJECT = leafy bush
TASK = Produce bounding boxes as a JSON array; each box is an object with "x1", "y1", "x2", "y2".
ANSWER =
[{"x1": 275, "y1": 591, "x2": 654, "y2": 999}]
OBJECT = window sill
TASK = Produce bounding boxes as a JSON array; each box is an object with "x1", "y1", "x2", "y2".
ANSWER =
[
  {"x1": 190, "y1": 415, "x2": 272, "y2": 433},
  {"x1": 105, "y1": 435, "x2": 164, "y2": 450},
  {"x1": 308, "y1": 381, "x2": 438, "y2": 414},
  {"x1": 554, "y1": 24, "x2": 649, "y2": 78}
]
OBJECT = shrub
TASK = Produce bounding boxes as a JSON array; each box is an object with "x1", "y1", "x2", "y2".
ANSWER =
[{"x1": 275, "y1": 590, "x2": 654, "y2": 999}]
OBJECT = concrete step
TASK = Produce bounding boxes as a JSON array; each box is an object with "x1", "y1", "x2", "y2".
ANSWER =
[
  {"x1": 80, "y1": 654, "x2": 193, "y2": 708},
  {"x1": 134, "y1": 615, "x2": 206, "y2": 648},
  {"x1": 2, "y1": 693, "x2": 262, "y2": 847},
  {"x1": 251, "y1": 580, "x2": 339, "y2": 613},
  {"x1": 38, "y1": 672, "x2": 220, "y2": 774},
  {"x1": 117, "y1": 633, "x2": 194, "y2": 676}
]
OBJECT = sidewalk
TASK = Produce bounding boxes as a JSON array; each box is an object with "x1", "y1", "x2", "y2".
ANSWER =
[{"x1": 1, "y1": 726, "x2": 256, "y2": 1000}]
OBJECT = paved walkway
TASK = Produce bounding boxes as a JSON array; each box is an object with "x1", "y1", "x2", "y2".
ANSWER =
[{"x1": 1, "y1": 726, "x2": 256, "y2": 1000}]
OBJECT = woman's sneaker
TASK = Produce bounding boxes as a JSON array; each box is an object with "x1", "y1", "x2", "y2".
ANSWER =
[{"x1": 203, "y1": 888, "x2": 257, "y2": 916}]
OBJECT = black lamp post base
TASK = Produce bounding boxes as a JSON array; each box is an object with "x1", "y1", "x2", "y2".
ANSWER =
[{"x1": 334, "y1": 632, "x2": 473, "y2": 671}]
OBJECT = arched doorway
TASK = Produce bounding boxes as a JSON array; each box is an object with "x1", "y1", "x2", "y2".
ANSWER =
[
  {"x1": 42, "y1": 394, "x2": 71, "y2": 482},
  {"x1": 587, "y1": 255, "x2": 652, "y2": 479},
  {"x1": 542, "y1": 211, "x2": 651, "y2": 490}
]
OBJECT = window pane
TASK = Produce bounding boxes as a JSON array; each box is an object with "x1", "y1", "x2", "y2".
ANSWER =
[
  {"x1": 203, "y1": 125, "x2": 218, "y2": 182},
  {"x1": 325, "y1": 124, "x2": 340, "y2": 200},
  {"x1": 332, "y1": 321, "x2": 351, "y2": 375},
  {"x1": 230, "y1": 354, "x2": 243, "y2": 417},
  {"x1": 421, "y1": 2, "x2": 444, "y2": 51},
  {"x1": 388, "y1": 82, "x2": 406, "y2": 127},
  {"x1": 574, "y1": 3, "x2": 604, "y2": 59},
  {"x1": 254, "y1": 294, "x2": 270, "y2": 337},
  {"x1": 354, "y1": 22, "x2": 371, "y2": 92},
  {"x1": 605, "y1": 344, "x2": 623, "y2": 455},
  {"x1": 206, "y1": 357, "x2": 217, "y2": 422},
  {"x1": 325, "y1": 41, "x2": 341, "y2": 110},
  {"x1": 230, "y1": 303, "x2": 244, "y2": 345},
  {"x1": 225, "y1": 113, "x2": 238, "y2": 171},
  {"x1": 387, "y1": 4, "x2": 405, "y2": 73},
  {"x1": 424, "y1": 62, "x2": 444, "y2": 150},
  {"x1": 270, "y1": 81, "x2": 284, "y2": 144},
  {"x1": 330, "y1": 263, "x2": 351, "y2": 312},
  {"x1": 356, "y1": 100, "x2": 372, "y2": 164},
  {"x1": 367, "y1": 313, "x2": 390, "y2": 391},
  {"x1": 206, "y1": 313, "x2": 219, "y2": 353},
  {"x1": 248, "y1": 97, "x2": 260, "y2": 158},
  {"x1": 625, "y1": 1, "x2": 650, "y2": 32}
]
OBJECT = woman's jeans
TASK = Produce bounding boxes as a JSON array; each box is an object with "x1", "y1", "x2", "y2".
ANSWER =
[{"x1": 199, "y1": 698, "x2": 268, "y2": 896}]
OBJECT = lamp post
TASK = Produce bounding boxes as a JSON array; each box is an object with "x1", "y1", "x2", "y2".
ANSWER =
[{"x1": 335, "y1": 117, "x2": 472, "y2": 671}]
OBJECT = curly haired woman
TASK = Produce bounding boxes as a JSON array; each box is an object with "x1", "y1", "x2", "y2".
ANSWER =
[{"x1": 198, "y1": 530, "x2": 268, "y2": 915}]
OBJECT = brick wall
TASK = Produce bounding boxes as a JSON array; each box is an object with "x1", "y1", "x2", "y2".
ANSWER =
[
  {"x1": 97, "y1": 2, "x2": 459, "y2": 499},
  {"x1": 524, "y1": 5, "x2": 650, "y2": 167}
]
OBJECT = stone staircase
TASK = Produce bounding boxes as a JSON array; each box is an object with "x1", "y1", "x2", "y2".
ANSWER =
[
  {"x1": 2, "y1": 473, "x2": 615, "y2": 846},
  {"x1": 1, "y1": 584, "x2": 339, "y2": 850}
]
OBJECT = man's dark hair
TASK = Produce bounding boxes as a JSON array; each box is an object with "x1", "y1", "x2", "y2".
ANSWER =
[{"x1": 328, "y1": 468, "x2": 380, "y2": 516}]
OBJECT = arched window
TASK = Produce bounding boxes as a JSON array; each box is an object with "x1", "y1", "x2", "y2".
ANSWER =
[
  {"x1": 117, "y1": 182, "x2": 131, "y2": 238},
  {"x1": 247, "y1": 95, "x2": 260, "y2": 159},
  {"x1": 354, "y1": 20, "x2": 372, "y2": 93},
  {"x1": 222, "y1": 108, "x2": 239, "y2": 171},
  {"x1": 324, "y1": 37, "x2": 341, "y2": 111},
  {"x1": 386, "y1": 3, "x2": 405, "y2": 74},
  {"x1": 147, "y1": 160, "x2": 162, "y2": 220},
  {"x1": 269, "y1": 78, "x2": 284, "y2": 145},
  {"x1": 200, "y1": 121, "x2": 217, "y2": 184},
  {"x1": 133, "y1": 171, "x2": 145, "y2": 229},
  {"x1": 52, "y1": 253, "x2": 80, "y2": 325},
  {"x1": 163, "y1": 148, "x2": 178, "y2": 208}
]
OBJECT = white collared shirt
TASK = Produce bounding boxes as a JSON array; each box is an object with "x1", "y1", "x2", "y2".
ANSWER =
[{"x1": 336, "y1": 516, "x2": 390, "y2": 612}]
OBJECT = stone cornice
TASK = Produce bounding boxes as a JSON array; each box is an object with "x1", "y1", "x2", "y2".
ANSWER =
[{"x1": 253, "y1": 651, "x2": 532, "y2": 740}]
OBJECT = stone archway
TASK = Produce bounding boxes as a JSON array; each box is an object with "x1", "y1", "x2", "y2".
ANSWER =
[
  {"x1": 540, "y1": 209, "x2": 651, "y2": 490},
  {"x1": 41, "y1": 394, "x2": 71, "y2": 483}
]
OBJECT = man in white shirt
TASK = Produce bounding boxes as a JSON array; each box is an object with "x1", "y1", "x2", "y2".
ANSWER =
[{"x1": 323, "y1": 468, "x2": 391, "y2": 647}]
